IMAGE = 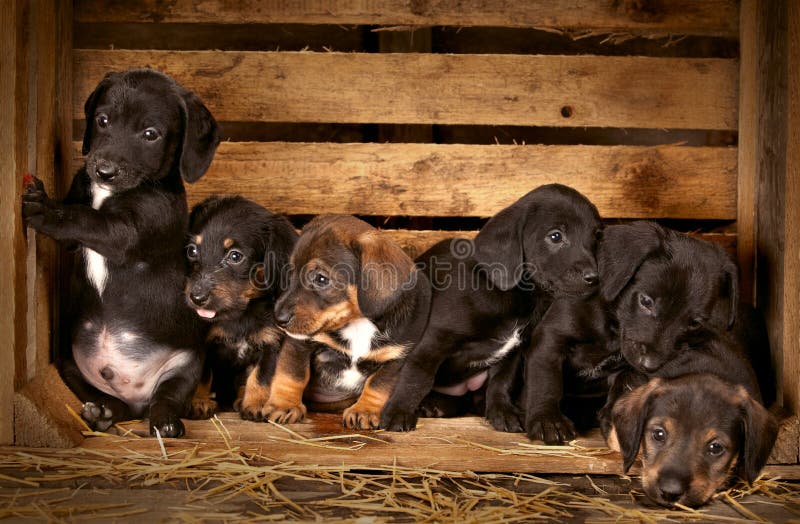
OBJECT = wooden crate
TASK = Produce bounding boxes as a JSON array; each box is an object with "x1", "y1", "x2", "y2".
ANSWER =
[{"x1": 1, "y1": 0, "x2": 798, "y2": 471}]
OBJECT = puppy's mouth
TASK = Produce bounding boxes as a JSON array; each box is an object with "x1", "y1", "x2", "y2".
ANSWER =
[
  {"x1": 620, "y1": 335, "x2": 663, "y2": 374},
  {"x1": 196, "y1": 308, "x2": 217, "y2": 319}
]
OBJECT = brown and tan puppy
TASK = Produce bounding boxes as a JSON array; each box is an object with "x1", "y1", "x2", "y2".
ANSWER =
[
  {"x1": 266, "y1": 215, "x2": 432, "y2": 429},
  {"x1": 607, "y1": 374, "x2": 778, "y2": 508}
]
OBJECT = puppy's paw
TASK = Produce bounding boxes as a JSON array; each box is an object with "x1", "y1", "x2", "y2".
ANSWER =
[
  {"x1": 188, "y1": 397, "x2": 218, "y2": 420},
  {"x1": 81, "y1": 401, "x2": 115, "y2": 432},
  {"x1": 525, "y1": 411, "x2": 576, "y2": 444},
  {"x1": 237, "y1": 390, "x2": 271, "y2": 422},
  {"x1": 486, "y1": 406, "x2": 523, "y2": 433},
  {"x1": 262, "y1": 403, "x2": 306, "y2": 424},
  {"x1": 342, "y1": 404, "x2": 381, "y2": 430},
  {"x1": 150, "y1": 414, "x2": 186, "y2": 438},
  {"x1": 380, "y1": 405, "x2": 419, "y2": 432}
]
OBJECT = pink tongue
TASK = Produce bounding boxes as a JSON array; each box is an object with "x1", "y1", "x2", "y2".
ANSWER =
[{"x1": 197, "y1": 309, "x2": 216, "y2": 319}]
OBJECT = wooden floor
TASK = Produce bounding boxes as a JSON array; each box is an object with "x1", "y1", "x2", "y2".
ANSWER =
[{"x1": 0, "y1": 413, "x2": 799, "y2": 521}]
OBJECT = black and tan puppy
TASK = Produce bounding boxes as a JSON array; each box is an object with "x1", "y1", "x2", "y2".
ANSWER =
[
  {"x1": 607, "y1": 374, "x2": 778, "y2": 508},
  {"x1": 268, "y1": 215, "x2": 432, "y2": 429},
  {"x1": 185, "y1": 196, "x2": 297, "y2": 420},
  {"x1": 21, "y1": 69, "x2": 219, "y2": 437},
  {"x1": 381, "y1": 184, "x2": 603, "y2": 432}
]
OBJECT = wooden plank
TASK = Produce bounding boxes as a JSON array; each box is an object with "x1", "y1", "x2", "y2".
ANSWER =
[
  {"x1": 737, "y1": 0, "x2": 758, "y2": 306},
  {"x1": 71, "y1": 142, "x2": 738, "y2": 219},
  {"x1": 13, "y1": 365, "x2": 83, "y2": 448},
  {"x1": 0, "y1": 0, "x2": 20, "y2": 445},
  {"x1": 74, "y1": 0, "x2": 739, "y2": 37},
  {"x1": 72, "y1": 50, "x2": 739, "y2": 130}
]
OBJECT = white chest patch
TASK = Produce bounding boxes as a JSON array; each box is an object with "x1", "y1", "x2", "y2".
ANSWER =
[
  {"x1": 84, "y1": 183, "x2": 113, "y2": 296},
  {"x1": 338, "y1": 317, "x2": 379, "y2": 390},
  {"x1": 472, "y1": 327, "x2": 523, "y2": 369}
]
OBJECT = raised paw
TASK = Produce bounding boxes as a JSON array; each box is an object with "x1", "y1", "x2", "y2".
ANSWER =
[
  {"x1": 81, "y1": 401, "x2": 115, "y2": 431},
  {"x1": 380, "y1": 404, "x2": 419, "y2": 432},
  {"x1": 486, "y1": 406, "x2": 523, "y2": 433},
  {"x1": 188, "y1": 397, "x2": 218, "y2": 420},
  {"x1": 150, "y1": 413, "x2": 186, "y2": 438},
  {"x1": 263, "y1": 403, "x2": 306, "y2": 424},
  {"x1": 525, "y1": 411, "x2": 576, "y2": 444},
  {"x1": 342, "y1": 404, "x2": 381, "y2": 430}
]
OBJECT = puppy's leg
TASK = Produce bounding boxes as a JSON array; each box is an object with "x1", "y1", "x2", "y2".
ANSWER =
[
  {"x1": 260, "y1": 338, "x2": 312, "y2": 424},
  {"x1": 188, "y1": 367, "x2": 217, "y2": 420},
  {"x1": 485, "y1": 350, "x2": 524, "y2": 432},
  {"x1": 343, "y1": 360, "x2": 402, "y2": 430},
  {"x1": 60, "y1": 357, "x2": 132, "y2": 431},
  {"x1": 239, "y1": 348, "x2": 279, "y2": 421},
  {"x1": 148, "y1": 356, "x2": 202, "y2": 438},
  {"x1": 416, "y1": 390, "x2": 472, "y2": 418}
]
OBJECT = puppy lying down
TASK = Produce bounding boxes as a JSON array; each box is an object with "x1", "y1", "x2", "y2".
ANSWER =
[{"x1": 607, "y1": 374, "x2": 778, "y2": 508}]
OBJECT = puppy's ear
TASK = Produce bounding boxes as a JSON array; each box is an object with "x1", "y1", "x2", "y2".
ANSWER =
[
  {"x1": 473, "y1": 197, "x2": 530, "y2": 291},
  {"x1": 178, "y1": 91, "x2": 220, "y2": 183},
  {"x1": 353, "y1": 232, "x2": 415, "y2": 318},
  {"x1": 722, "y1": 259, "x2": 739, "y2": 329},
  {"x1": 263, "y1": 216, "x2": 298, "y2": 296},
  {"x1": 736, "y1": 388, "x2": 778, "y2": 484},
  {"x1": 610, "y1": 378, "x2": 662, "y2": 473},
  {"x1": 598, "y1": 221, "x2": 663, "y2": 302},
  {"x1": 82, "y1": 72, "x2": 118, "y2": 155}
]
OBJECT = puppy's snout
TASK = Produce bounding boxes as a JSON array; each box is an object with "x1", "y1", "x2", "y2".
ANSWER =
[
  {"x1": 582, "y1": 269, "x2": 599, "y2": 286},
  {"x1": 189, "y1": 285, "x2": 210, "y2": 307},
  {"x1": 657, "y1": 472, "x2": 689, "y2": 503},
  {"x1": 95, "y1": 159, "x2": 118, "y2": 181},
  {"x1": 274, "y1": 305, "x2": 293, "y2": 327}
]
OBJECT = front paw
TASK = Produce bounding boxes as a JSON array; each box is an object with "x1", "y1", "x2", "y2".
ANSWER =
[
  {"x1": 525, "y1": 411, "x2": 576, "y2": 444},
  {"x1": 486, "y1": 404, "x2": 523, "y2": 433},
  {"x1": 21, "y1": 196, "x2": 62, "y2": 233},
  {"x1": 262, "y1": 402, "x2": 306, "y2": 424},
  {"x1": 188, "y1": 397, "x2": 218, "y2": 420},
  {"x1": 380, "y1": 403, "x2": 419, "y2": 432},
  {"x1": 81, "y1": 401, "x2": 116, "y2": 432},
  {"x1": 342, "y1": 404, "x2": 381, "y2": 430},
  {"x1": 150, "y1": 413, "x2": 186, "y2": 438}
]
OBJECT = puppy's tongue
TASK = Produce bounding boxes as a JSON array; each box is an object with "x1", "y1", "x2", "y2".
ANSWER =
[{"x1": 197, "y1": 309, "x2": 216, "y2": 319}]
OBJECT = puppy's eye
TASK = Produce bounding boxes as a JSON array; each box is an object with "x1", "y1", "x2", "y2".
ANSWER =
[
  {"x1": 651, "y1": 427, "x2": 667, "y2": 442},
  {"x1": 96, "y1": 114, "x2": 109, "y2": 128},
  {"x1": 313, "y1": 273, "x2": 330, "y2": 288},
  {"x1": 639, "y1": 293, "x2": 654, "y2": 310},
  {"x1": 546, "y1": 230, "x2": 563, "y2": 243},
  {"x1": 186, "y1": 244, "x2": 198, "y2": 260},
  {"x1": 227, "y1": 250, "x2": 244, "y2": 265},
  {"x1": 142, "y1": 128, "x2": 160, "y2": 142},
  {"x1": 707, "y1": 442, "x2": 725, "y2": 456},
  {"x1": 688, "y1": 317, "x2": 703, "y2": 330}
]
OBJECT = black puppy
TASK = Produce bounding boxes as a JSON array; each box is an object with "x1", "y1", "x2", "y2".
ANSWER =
[
  {"x1": 22, "y1": 69, "x2": 219, "y2": 437},
  {"x1": 522, "y1": 222, "x2": 763, "y2": 444},
  {"x1": 381, "y1": 184, "x2": 602, "y2": 432},
  {"x1": 185, "y1": 196, "x2": 297, "y2": 420}
]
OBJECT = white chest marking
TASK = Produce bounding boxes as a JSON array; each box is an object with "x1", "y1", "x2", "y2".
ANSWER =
[
  {"x1": 237, "y1": 340, "x2": 250, "y2": 360},
  {"x1": 338, "y1": 317, "x2": 379, "y2": 390},
  {"x1": 84, "y1": 183, "x2": 112, "y2": 296},
  {"x1": 472, "y1": 327, "x2": 522, "y2": 369}
]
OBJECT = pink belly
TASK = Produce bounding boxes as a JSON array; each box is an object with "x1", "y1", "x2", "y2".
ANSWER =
[{"x1": 433, "y1": 370, "x2": 488, "y2": 396}]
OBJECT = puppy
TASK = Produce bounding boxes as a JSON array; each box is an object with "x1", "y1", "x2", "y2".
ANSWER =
[
  {"x1": 607, "y1": 374, "x2": 778, "y2": 508},
  {"x1": 269, "y1": 215, "x2": 432, "y2": 429},
  {"x1": 522, "y1": 222, "x2": 763, "y2": 444},
  {"x1": 21, "y1": 69, "x2": 219, "y2": 437},
  {"x1": 381, "y1": 184, "x2": 603, "y2": 432},
  {"x1": 185, "y1": 196, "x2": 297, "y2": 420}
]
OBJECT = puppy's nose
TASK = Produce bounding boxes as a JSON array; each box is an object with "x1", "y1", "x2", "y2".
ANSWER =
[
  {"x1": 95, "y1": 160, "x2": 118, "y2": 181},
  {"x1": 274, "y1": 306, "x2": 293, "y2": 327},
  {"x1": 189, "y1": 289, "x2": 210, "y2": 306},
  {"x1": 582, "y1": 270, "x2": 599, "y2": 286},
  {"x1": 657, "y1": 475, "x2": 688, "y2": 503}
]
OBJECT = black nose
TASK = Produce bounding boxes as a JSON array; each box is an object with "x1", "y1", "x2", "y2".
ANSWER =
[
  {"x1": 658, "y1": 475, "x2": 688, "y2": 503},
  {"x1": 95, "y1": 160, "x2": 118, "y2": 181},
  {"x1": 582, "y1": 270, "x2": 599, "y2": 286},
  {"x1": 189, "y1": 289, "x2": 209, "y2": 307},
  {"x1": 274, "y1": 306, "x2": 293, "y2": 327}
]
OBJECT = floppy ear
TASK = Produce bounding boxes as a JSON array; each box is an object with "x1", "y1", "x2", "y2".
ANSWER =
[
  {"x1": 736, "y1": 389, "x2": 778, "y2": 484},
  {"x1": 353, "y1": 232, "x2": 415, "y2": 319},
  {"x1": 82, "y1": 72, "x2": 118, "y2": 155},
  {"x1": 263, "y1": 216, "x2": 298, "y2": 296},
  {"x1": 473, "y1": 196, "x2": 530, "y2": 291},
  {"x1": 610, "y1": 378, "x2": 662, "y2": 473},
  {"x1": 598, "y1": 221, "x2": 663, "y2": 302},
  {"x1": 722, "y1": 259, "x2": 739, "y2": 329},
  {"x1": 178, "y1": 90, "x2": 220, "y2": 183}
]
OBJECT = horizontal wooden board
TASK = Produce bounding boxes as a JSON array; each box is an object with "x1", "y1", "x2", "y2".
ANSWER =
[
  {"x1": 72, "y1": 142, "x2": 737, "y2": 219},
  {"x1": 72, "y1": 50, "x2": 738, "y2": 130},
  {"x1": 74, "y1": 0, "x2": 739, "y2": 37}
]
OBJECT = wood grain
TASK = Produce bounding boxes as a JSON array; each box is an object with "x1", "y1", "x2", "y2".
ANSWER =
[
  {"x1": 13, "y1": 365, "x2": 83, "y2": 448},
  {"x1": 72, "y1": 50, "x2": 739, "y2": 130},
  {"x1": 73, "y1": 0, "x2": 739, "y2": 37}
]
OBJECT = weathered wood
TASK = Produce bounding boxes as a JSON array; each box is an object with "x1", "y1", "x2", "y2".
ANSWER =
[
  {"x1": 74, "y1": 0, "x2": 739, "y2": 37},
  {"x1": 737, "y1": 0, "x2": 758, "y2": 306},
  {"x1": 13, "y1": 365, "x2": 83, "y2": 448},
  {"x1": 0, "y1": 0, "x2": 20, "y2": 445},
  {"x1": 72, "y1": 50, "x2": 739, "y2": 130}
]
